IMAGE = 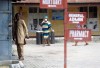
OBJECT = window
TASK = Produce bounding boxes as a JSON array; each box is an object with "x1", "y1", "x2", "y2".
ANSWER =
[
  {"x1": 39, "y1": 19, "x2": 43, "y2": 25},
  {"x1": 89, "y1": 7, "x2": 97, "y2": 18},
  {"x1": 80, "y1": 6, "x2": 97, "y2": 18},
  {"x1": 29, "y1": 7, "x2": 38, "y2": 13},
  {"x1": 28, "y1": 7, "x2": 48, "y2": 31},
  {"x1": 80, "y1": 7, "x2": 88, "y2": 18},
  {"x1": 80, "y1": 7, "x2": 87, "y2": 12},
  {"x1": 39, "y1": 8, "x2": 47, "y2": 13},
  {"x1": 33, "y1": 19, "x2": 38, "y2": 30},
  {"x1": 80, "y1": 7, "x2": 88, "y2": 13}
]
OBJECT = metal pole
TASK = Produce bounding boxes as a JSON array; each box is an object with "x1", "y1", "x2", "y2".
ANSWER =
[{"x1": 64, "y1": 0, "x2": 68, "y2": 68}]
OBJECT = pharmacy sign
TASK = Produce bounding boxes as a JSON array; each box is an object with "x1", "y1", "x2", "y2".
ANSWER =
[
  {"x1": 40, "y1": 0, "x2": 64, "y2": 9},
  {"x1": 67, "y1": 29, "x2": 91, "y2": 41}
]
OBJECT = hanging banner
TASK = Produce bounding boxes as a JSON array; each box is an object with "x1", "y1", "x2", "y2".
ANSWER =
[
  {"x1": 68, "y1": 12, "x2": 86, "y2": 25},
  {"x1": 67, "y1": 29, "x2": 91, "y2": 41},
  {"x1": 40, "y1": 0, "x2": 64, "y2": 9}
]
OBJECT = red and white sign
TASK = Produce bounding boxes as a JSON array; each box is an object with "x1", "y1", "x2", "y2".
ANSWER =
[
  {"x1": 68, "y1": 12, "x2": 86, "y2": 25},
  {"x1": 40, "y1": 0, "x2": 64, "y2": 9},
  {"x1": 67, "y1": 29, "x2": 91, "y2": 41}
]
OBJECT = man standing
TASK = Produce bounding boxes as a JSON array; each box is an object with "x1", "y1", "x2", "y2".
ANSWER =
[
  {"x1": 13, "y1": 12, "x2": 28, "y2": 60},
  {"x1": 41, "y1": 16, "x2": 52, "y2": 46}
]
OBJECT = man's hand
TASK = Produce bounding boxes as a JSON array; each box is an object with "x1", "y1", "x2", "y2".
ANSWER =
[{"x1": 26, "y1": 34, "x2": 29, "y2": 39}]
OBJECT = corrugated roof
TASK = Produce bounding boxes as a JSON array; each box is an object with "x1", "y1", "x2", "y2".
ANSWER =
[
  {"x1": 16, "y1": 0, "x2": 40, "y2": 3},
  {"x1": 16, "y1": 0, "x2": 100, "y2": 3},
  {"x1": 68, "y1": 0, "x2": 100, "y2": 3}
]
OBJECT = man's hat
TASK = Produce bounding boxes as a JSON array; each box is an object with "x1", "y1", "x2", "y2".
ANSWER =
[{"x1": 44, "y1": 16, "x2": 48, "y2": 19}]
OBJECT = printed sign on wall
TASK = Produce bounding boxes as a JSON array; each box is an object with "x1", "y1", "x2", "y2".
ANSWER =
[
  {"x1": 67, "y1": 29, "x2": 91, "y2": 41},
  {"x1": 68, "y1": 12, "x2": 86, "y2": 25},
  {"x1": 40, "y1": 0, "x2": 64, "y2": 9},
  {"x1": 87, "y1": 18, "x2": 99, "y2": 31},
  {"x1": 52, "y1": 10, "x2": 64, "y2": 20}
]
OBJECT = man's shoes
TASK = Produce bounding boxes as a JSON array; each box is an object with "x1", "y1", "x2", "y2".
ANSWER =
[
  {"x1": 19, "y1": 61, "x2": 24, "y2": 68},
  {"x1": 46, "y1": 44, "x2": 50, "y2": 46},
  {"x1": 72, "y1": 43, "x2": 77, "y2": 46},
  {"x1": 72, "y1": 45, "x2": 77, "y2": 46},
  {"x1": 85, "y1": 43, "x2": 88, "y2": 45},
  {"x1": 19, "y1": 57, "x2": 24, "y2": 61}
]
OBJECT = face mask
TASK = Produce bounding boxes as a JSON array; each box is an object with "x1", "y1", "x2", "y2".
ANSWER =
[{"x1": 44, "y1": 19, "x2": 47, "y2": 21}]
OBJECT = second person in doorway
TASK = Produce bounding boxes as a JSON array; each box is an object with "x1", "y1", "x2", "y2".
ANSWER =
[{"x1": 73, "y1": 24, "x2": 88, "y2": 46}]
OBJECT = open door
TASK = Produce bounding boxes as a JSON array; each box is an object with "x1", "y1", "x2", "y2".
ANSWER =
[{"x1": 0, "y1": 0, "x2": 12, "y2": 60}]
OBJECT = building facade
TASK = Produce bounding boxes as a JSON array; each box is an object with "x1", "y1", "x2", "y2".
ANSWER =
[{"x1": 13, "y1": 0, "x2": 100, "y2": 37}]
